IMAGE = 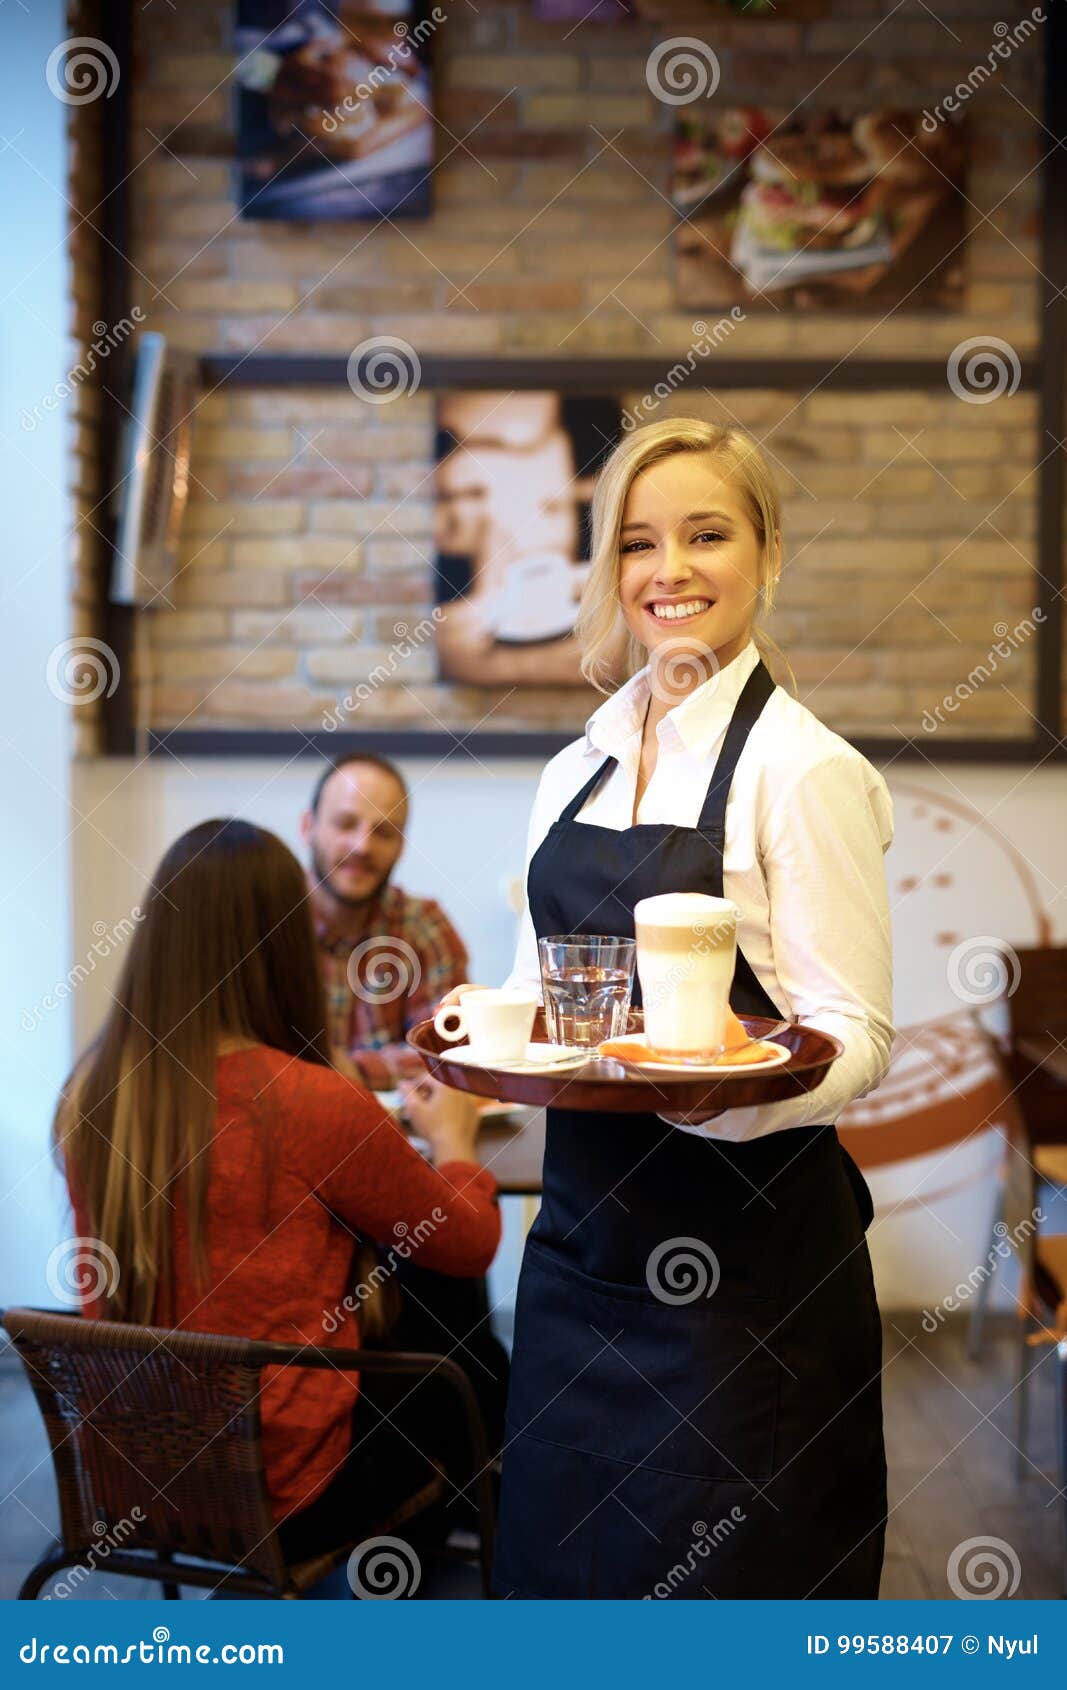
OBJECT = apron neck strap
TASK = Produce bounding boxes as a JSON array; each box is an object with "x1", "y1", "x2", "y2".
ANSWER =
[
  {"x1": 561, "y1": 658, "x2": 776, "y2": 833},
  {"x1": 696, "y1": 657, "x2": 777, "y2": 835},
  {"x1": 558, "y1": 753, "x2": 616, "y2": 824}
]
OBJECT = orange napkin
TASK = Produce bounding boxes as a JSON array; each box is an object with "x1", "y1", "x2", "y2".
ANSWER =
[{"x1": 602, "y1": 1037, "x2": 778, "y2": 1067}]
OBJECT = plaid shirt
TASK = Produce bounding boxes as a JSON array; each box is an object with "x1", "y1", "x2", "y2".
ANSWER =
[{"x1": 314, "y1": 882, "x2": 469, "y2": 1089}]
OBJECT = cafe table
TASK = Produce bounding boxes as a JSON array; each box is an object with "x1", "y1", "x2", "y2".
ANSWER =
[
  {"x1": 381, "y1": 1090, "x2": 546, "y2": 1197},
  {"x1": 473, "y1": 1103, "x2": 546, "y2": 1197}
]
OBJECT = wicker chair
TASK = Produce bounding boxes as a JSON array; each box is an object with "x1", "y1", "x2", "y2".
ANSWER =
[{"x1": 1, "y1": 1307, "x2": 495, "y2": 1600}]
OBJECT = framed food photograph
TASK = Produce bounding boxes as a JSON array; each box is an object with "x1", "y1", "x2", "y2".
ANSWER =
[
  {"x1": 432, "y1": 391, "x2": 624, "y2": 688},
  {"x1": 673, "y1": 108, "x2": 969, "y2": 311},
  {"x1": 234, "y1": 0, "x2": 435, "y2": 220}
]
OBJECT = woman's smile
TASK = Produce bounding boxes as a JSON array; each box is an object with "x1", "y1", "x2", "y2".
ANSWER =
[{"x1": 644, "y1": 595, "x2": 716, "y2": 624}]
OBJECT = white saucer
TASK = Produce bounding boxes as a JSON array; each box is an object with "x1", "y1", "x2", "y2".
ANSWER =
[
  {"x1": 599, "y1": 1033, "x2": 791, "y2": 1075},
  {"x1": 442, "y1": 1041, "x2": 588, "y2": 1071}
]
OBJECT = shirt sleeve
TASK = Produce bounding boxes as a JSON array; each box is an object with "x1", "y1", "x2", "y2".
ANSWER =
[
  {"x1": 301, "y1": 1066, "x2": 501, "y2": 1276},
  {"x1": 662, "y1": 751, "x2": 895, "y2": 1141},
  {"x1": 502, "y1": 757, "x2": 567, "y2": 1001},
  {"x1": 350, "y1": 900, "x2": 469, "y2": 1088}
]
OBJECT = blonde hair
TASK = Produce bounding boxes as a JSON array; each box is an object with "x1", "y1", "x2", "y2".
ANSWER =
[{"x1": 576, "y1": 418, "x2": 795, "y2": 695}]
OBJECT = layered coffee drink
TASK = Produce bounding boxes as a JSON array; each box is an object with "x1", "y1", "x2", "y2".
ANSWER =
[{"x1": 634, "y1": 892, "x2": 738, "y2": 1060}]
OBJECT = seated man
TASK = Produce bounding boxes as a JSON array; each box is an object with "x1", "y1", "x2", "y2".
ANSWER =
[
  {"x1": 302, "y1": 752, "x2": 468, "y2": 1089},
  {"x1": 302, "y1": 753, "x2": 509, "y2": 1475}
]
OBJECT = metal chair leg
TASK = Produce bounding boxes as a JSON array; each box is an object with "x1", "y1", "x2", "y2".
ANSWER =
[
  {"x1": 968, "y1": 1176, "x2": 1006, "y2": 1361},
  {"x1": 1014, "y1": 1315, "x2": 1035, "y2": 1480}
]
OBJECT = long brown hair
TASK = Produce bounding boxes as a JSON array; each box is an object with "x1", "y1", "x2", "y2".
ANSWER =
[{"x1": 53, "y1": 819, "x2": 333, "y2": 1326}]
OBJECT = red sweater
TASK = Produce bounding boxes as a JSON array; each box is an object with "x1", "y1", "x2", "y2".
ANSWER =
[{"x1": 69, "y1": 1047, "x2": 500, "y2": 1522}]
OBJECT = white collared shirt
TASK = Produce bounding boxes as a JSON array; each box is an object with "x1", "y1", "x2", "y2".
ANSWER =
[{"x1": 504, "y1": 638, "x2": 895, "y2": 1142}]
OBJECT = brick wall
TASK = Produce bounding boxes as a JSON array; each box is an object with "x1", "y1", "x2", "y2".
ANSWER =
[{"x1": 93, "y1": 0, "x2": 1052, "y2": 743}]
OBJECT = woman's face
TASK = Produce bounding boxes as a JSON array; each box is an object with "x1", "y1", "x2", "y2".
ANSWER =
[{"x1": 618, "y1": 452, "x2": 772, "y2": 675}]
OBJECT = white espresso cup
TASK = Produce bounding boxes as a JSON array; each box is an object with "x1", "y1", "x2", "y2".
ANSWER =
[
  {"x1": 434, "y1": 988, "x2": 539, "y2": 1063},
  {"x1": 634, "y1": 892, "x2": 739, "y2": 1061}
]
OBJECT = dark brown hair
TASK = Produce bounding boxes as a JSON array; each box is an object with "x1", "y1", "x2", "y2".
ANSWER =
[{"x1": 53, "y1": 819, "x2": 332, "y2": 1325}]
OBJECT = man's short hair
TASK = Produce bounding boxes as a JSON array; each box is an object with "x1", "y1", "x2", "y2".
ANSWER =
[{"x1": 309, "y1": 753, "x2": 409, "y2": 817}]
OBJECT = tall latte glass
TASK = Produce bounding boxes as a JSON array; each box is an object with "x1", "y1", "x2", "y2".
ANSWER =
[{"x1": 634, "y1": 892, "x2": 738, "y2": 1061}]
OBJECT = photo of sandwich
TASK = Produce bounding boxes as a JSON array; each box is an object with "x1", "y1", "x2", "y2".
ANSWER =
[
  {"x1": 235, "y1": 1, "x2": 434, "y2": 221},
  {"x1": 674, "y1": 108, "x2": 968, "y2": 311}
]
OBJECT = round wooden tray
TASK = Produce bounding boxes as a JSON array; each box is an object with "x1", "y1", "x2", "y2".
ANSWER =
[{"x1": 407, "y1": 1010, "x2": 842, "y2": 1115}]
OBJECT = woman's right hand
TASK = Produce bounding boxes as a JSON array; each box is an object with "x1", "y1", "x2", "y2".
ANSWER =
[
  {"x1": 399, "y1": 1073, "x2": 482, "y2": 1166},
  {"x1": 436, "y1": 981, "x2": 489, "y2": 1010}
]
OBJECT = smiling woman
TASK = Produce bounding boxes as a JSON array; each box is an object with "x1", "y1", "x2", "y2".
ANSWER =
[
  {"x1": 467, "y1": 416, "x2": 896, "y2": 1600},
  {"x1": 576, "y1": 419, "x2": 789, "y2": 697}
]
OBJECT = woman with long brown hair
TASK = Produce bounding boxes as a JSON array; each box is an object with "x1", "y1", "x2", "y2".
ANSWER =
[{"x1": 54, "y1": 817, "x2": 500, "y2": 1562}]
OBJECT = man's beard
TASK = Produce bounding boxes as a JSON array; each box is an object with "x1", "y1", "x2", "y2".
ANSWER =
[{"x1": 310, "y1": 842, "x2": 391, "y2": 911}]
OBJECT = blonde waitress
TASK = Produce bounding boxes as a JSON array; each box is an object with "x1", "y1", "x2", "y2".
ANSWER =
[{"x1": 447, "y1": 419, "x2": 894, "y2": 1598}]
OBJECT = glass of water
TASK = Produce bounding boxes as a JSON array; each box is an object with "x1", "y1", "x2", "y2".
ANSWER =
[{"x1": 538, "y1": 935, "x2": 636, "y2": 1049}]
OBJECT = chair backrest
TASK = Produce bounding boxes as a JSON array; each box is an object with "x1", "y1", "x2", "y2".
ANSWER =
[
  {"x1": 1, "y1": 1308, "x2": 288, "y2": 1590},
  {"x1": 1002, "y1": 946, "x2": 1067, "y2": 1144},
  {"x1": 1006, "y1": 946, "x2": 1067, "y2": 1048}
]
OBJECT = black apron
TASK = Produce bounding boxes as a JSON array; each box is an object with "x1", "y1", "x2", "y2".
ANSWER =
[{"x1": 493, "y1": 658, "x2": 887, "y2": 1599}]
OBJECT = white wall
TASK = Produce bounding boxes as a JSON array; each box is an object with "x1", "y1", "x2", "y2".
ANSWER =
[
  {"x1": 71, "y1": 752, "x2": 1066, "y2": 1317},
  {"x1": 70, "y1": 753, "x2": 539, "y2": 1033},
  {"x1": 0, "y1": 0, "x2": 77, "y2": 1308}
]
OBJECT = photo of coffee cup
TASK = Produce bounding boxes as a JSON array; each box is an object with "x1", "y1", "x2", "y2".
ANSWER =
[
  {"x1": 433, "y1": 988, "x2": 539, "y2": 1063},
  {"x1": 634, "y1": 892, "x2": 739, "y2": 1061}
]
